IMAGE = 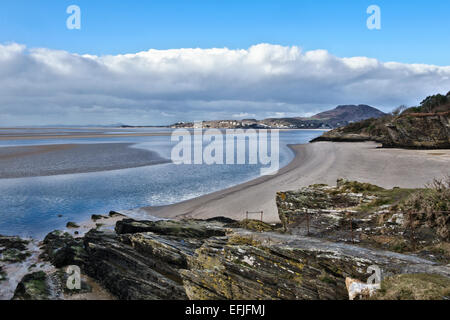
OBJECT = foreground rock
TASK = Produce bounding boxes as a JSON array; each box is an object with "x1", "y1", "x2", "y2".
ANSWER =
[
  {"x1": 38, "y1": 219, "x2": 227, "y2": 300},
  {"x1": 0, "y1": 236, "x2": 30, "y2": 264},
  {"x1": 115, "y1": 218, "x2": 227, "y2": 238},
  {"x1": 276, "y1": 179, "x2": 450, "y2": 263},
  {"x1": 10, "y1": 178, "x2": 449, "y2": 300},
  {"x1": 32, "y1": 211, "x2": 449, "y2": 300},
  {"x1": 12, "y1": 271, "x2": 52, "y2": 300},
  {"x1": 40, "y1": 231, "x2": 86, "y2": 268},
  {"x1": 82, "y1": 229, "x2": 190, "y2": 299},
  {"x1": 12, "y1": 268, "x2": 111, "y2": 300},
  {"x1": 0, "y1": 235, "x2": 52, "y2": 300}
]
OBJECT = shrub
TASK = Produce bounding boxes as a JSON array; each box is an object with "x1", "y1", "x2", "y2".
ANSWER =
[{"x1": 399, "y1": 177, "x2": 450, "y2": 240}]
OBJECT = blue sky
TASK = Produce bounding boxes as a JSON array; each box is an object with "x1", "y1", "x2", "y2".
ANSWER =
[{"x1": 1, "y1": 0, "x2": 450, "y2": 65}]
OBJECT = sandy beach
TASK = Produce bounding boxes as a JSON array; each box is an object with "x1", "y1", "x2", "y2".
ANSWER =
[{"x1": 143, "y1": 141, "x2": 450, "y2": 222}]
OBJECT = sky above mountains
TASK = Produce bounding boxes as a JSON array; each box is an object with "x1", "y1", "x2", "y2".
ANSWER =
[{"x1": 1, "y1": 0, "x2": 450, "y2": 125}]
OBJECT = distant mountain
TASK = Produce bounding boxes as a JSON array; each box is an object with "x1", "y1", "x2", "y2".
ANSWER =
[
  {"x1": 312, "y1": 105, "x2": 386, "y2": 124},
  {"x1": 260, "y1": 105, "x2": 386, "y2": 129},
  {"x1": 170, "y1": 104, "x2": 387, "y2": 129}
]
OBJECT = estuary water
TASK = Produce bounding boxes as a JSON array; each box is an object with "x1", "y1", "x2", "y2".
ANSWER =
[{"x1": 0, "y1": 129, "x2": 324, "y2": 238}]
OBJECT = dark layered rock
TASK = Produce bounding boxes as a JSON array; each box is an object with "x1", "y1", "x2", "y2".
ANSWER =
[
  {"x1": 0, "y1": 266, "x2": 6, "y2": 282},
  {"x1": 0, "y1": 235, "x2": 30, "y2": 264},
  {"x1": 40, "y1": 231, "x2": 86, "y2": 268},
  {"x1": 11, "y1": 269, "x2": 90, "y2": 300},
  {"x1": 384, "y1": 112, "x2": 450, "y2": 149},
  {"x1": 91, "y1": 214, "x2": 107, "y2": 221},
  {"x1": 32, "y1": 211, "x2": 448, "y2": 300},
  {"x1": 0, "y1": 236, "x2": 29, "y2": 251},
  {"x1": 109, "y1": 211, "x2": 125, "y2": 218},
  {"x1": 180, "y1": 232, "x2": 450, "y2": 300},
  {"x1": 205, "y1": 216, "x2": 237, "y2": 224},
  {"x1": 180, "y1": 236, "x2": 345, "y2": 300},
  {"x1": 37, "y1": 219, "x2": 230, "y2": 300},
  {"x1": 115, "y1": 219, "x2": 227, "y2": 239},
  {"x1": 276, "y1": 180, "x2": 377, "y2": 234},
  {"x1": 311, "y1": 131, "x2": 379, "y2": 143},
  {"x1": 66, "y1": 222, "x2": 80, "y2": 229},
  {"x1": 82, "y1": 229, "x2": 193, "y2": 300},
  {"x1": 12, "y1": 271, "x2": 52, "y2": 300}
]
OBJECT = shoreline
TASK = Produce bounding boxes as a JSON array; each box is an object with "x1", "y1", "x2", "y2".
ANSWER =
[
  {"x1": 2, "y1": 140, "x2": 449, "y2": 300},
  {"x1": 142, "y1": 141, "x2": 450, "y2": 223},
  {"x1": 2, "y1": 140, "x2": 450, "y2": 237},
  {"x1": 0, "y1": 128, "x2": 327, "y2": 141}
]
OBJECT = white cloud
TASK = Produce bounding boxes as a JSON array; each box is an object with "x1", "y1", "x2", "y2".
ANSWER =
[
  {"x1": 232, "y1": 112, "x2": 256, "y2": 119},
  {"x1": 0, "y1": 43, "x2": 449, "y2": 125}
]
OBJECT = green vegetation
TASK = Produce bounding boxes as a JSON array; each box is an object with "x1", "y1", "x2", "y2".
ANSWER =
[
  {"x1": 359, "y1": 188, "x2": 418, "y2": 213},
  {"x1": 335, "y1": 179, "x2": 417, "y2": 214},
  {"x1": 0, "y1": 248, "x2": 31, "y2": 263},
  {"x1": 397, "y1": 177, "x2": 450, "y2": 240},
  {"x1": 340, "y1": 116, "x2": 389, "y2": 137},
  {"x1": 372, "y1": 273, "x2": 450, "y2": 300},
  {"x1": 231, "y1": 219, "x2": 277, "y2": 232},
  {"x1": 399, "y1": 177, "x2": 450, "y2": 213},
  {"x1": 13, "y1": 271, "x2": 50, "y2": 300},
  {"x1": 337, "y1": 179, "x2": 384, "y2": 193},
  {"x1": 391, "y1": 91, "x2": 450, "y2": 115},
  {"x1": 412, "y1": 91, "x2": 450, "y2": 113}
]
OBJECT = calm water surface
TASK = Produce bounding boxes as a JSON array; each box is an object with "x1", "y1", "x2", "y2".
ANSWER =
[{"x1": 0, "y1": 129, "x2": 324, "y2": 238}]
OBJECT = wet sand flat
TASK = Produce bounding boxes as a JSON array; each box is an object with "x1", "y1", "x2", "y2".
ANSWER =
[
  {"x1": 143, "y1": 142, "x2": 450, "y2": 222},
  {"x1": 0, "y1": 143, "x2": 169, "y2": 179},
  {"x1": 0, "y1": 128, "x2": 325, "y2": 141},
  {"x1": 0, "y1": 132, "x2": 172, "y2": 141}
]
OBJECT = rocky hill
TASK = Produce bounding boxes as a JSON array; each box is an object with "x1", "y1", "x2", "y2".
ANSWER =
[
  {"x1": 312, "y1": 105, "x2": 386, "y2": 125},
  {"x1": 312, "y1": 92, "x2": 450, "y2": 149}
]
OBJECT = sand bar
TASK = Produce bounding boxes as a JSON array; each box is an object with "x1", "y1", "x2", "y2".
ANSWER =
[{"x1": 0, "y1": 143, "x2": 169, "y2": 179}]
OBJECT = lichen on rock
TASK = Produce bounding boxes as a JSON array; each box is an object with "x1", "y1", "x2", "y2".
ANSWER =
[{"x1": 12, "y1": 271, "x2": 51, "y2": 300}]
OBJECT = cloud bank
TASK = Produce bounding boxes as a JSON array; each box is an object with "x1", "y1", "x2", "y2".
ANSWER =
[{"x1": 1, "y1": 43, "x2": 449, "y2": 125}]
